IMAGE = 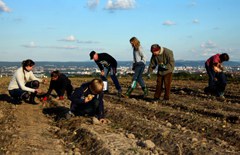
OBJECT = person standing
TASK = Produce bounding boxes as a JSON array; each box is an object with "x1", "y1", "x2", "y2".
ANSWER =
[
  {"x1": 8, "y1": 59, "x2": 46, "y2": 104},
  {"x1": 147, "y1": 44, "x2": 175, "y2": 103},
  {"x1": 43, "y1": 70, "x2": 73, "y2": 101},
  {"x1": 204, "y1": 53, "x2": 229, "y2": 99},
  {"x1": 89, "y1": 51, "x2": 122, "y2": 97},
  {"x1": 125, "y1": 37, "x2": 148, "y2": 98}
]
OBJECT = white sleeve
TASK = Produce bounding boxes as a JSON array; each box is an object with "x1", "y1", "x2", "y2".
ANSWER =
[
  {"x1": 16, "y1": 71, "x2": 35, "y2": 93},
  {"x1": 29, "y1": 71, "x2": 42, "y2": 82},
  {"x1": 139, "y1": 49, "x2": 147, "y2": 64}
]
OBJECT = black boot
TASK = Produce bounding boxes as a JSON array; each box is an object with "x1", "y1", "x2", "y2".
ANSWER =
[{"x1": 29, "y1": 92, "x2": 38, "y2": 105}]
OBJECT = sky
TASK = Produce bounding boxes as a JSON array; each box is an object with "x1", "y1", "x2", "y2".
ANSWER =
[{"x1": 0, "y1": 0, "x2": 240, "y2": 62}]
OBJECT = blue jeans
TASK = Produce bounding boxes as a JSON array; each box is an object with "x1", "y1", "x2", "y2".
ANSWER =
[
  {"x1": 100, "y1": 67, "x2": 121, "y2": 91},
  {"x1": 132, "y1": 62, "x2": 146, "y2": 88},
  {"x1": 205, "y1": 63, "x2": 216, "y2": 89},
  {"x1": 8, "y1": 80, "x2": 39, "y2": 101}
]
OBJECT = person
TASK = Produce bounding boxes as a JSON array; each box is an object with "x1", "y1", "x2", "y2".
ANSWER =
[
  {"x1": 8, "y1": 59, "x2": 46, "y2": 104},
  {"x1": 42, "y1": 70, "x2": 73, "y2": 101},
  {"x1": 125, "y1": 37, "x2": 148, "y2": 98},
  {"x1": 68, "y1": 78, "x2": 106, "y2": 122},
  {"x1": 89, "y1": 51, "x2": 122, "y2": 96},
  {"x1": 204, "y1": 53, "x2": 229, "y2": 99},
  {"x1": 147, "y1": 44, "x2": 175, "y2": 103}
]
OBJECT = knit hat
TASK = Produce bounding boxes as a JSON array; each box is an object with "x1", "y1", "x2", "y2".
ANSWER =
[
  {"x1": 90, "y1": 51, "x2": 96, "y2": 60},
  {"x1": 151, "y1": 44, "x2": 160, "y2": 52}
]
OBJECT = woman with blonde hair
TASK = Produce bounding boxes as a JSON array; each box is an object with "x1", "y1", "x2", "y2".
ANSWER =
[{"x1": 125, "y1": 37, "x2": 148, "y2": 98}]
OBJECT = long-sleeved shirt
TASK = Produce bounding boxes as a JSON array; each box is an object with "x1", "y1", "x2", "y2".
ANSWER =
[
  {"x1": 205, "y1": 53, "x2": 221, "y2": 67},
  {"x1": 70, "y1": 82, "x2": 104, "y2": 119},
  {"x1": 148, "y1": 47, "x2": 175, "y2": 76},
  {"x1": 8, "y1": 67, "x2": 42, "y2": 92},
  {"x1": 46, "y1": 73, "x2": 72, "y2": 96},
  {"x1": 95, "y1": 53, "x2": 117, "y2": 71},
  {"x1": 133, "y1": 47, "x2": 146, "y2": 64}
]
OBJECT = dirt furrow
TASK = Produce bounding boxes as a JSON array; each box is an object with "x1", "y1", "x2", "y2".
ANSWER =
[
  {"x1": 55, "y1": 117, "x2": 158, "y2": 155},
  {"x1": 104, "y1": 97, "x2": 239, "y2": 154},
  {"x1": 106, "y1": 94, "x2": 240, "y2": 152}
]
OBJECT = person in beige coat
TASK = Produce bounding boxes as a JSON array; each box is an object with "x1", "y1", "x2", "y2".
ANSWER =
[{"x1": 147, "y1": 44, "x2": 175, "y2": 103}]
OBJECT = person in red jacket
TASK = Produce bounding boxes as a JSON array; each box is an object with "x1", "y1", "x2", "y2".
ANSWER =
[{"x1": 204, "y1": 53, "x2": 229, "y2": 99}]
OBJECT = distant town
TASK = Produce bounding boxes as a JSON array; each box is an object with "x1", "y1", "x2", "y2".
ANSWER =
[{"x1": 0, "y1": 61, "x2": 240, "y2": 78}]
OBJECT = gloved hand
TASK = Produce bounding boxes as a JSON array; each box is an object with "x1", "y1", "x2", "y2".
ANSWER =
[
  {"x1": 59, "y1": 96, "x2": 64, "y2": 100},
  {"x1": 42, "y1": 96, "x2": 48, "y2": 101}
]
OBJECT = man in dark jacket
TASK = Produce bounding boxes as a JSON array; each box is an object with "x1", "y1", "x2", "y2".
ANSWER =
[
  {"x1": 43, "y1": 70, "x2": 73, "y2": 100},
  {"x1": 90, "y1": 51, "x2": 122, "y2": 97},
  {"x1": 147, "y1": 44, "x2": 175, "y2": 103},
  {"x1": 69, "y1": 79, "x2": 105, "y2": 121}
]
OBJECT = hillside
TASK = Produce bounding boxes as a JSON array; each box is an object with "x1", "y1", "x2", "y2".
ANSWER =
[{"x1": 0, "y1": 76, "x2": 239, "y2": 154}]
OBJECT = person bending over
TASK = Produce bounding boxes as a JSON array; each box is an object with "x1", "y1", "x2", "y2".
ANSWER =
[
  {"x1": 43, "y1": 70, "x2": 73, "y2": 101},
  {"x1": 68, "y1": 79, "x2": 106, "y2": 122}
]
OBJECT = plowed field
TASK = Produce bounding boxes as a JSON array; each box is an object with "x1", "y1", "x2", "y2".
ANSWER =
[{"x1": 0, "y1": 76, "x2": 239, "y2": 154}]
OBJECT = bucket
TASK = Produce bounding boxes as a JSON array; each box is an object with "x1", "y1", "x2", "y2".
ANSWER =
[{"x1": 103, "y1": 81, "x2": 108, "y2": 91}]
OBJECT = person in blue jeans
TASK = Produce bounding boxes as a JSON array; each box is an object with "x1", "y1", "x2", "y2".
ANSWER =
[
  {"x1": 125, "y1": 37, "x2": 148, "y2": 98},
  {"x1": 90, "y1": 51, "x2": 122, "y2": 97},
  {"x1": 204, "y1": 53, "x2": 229, "y2": 98}
]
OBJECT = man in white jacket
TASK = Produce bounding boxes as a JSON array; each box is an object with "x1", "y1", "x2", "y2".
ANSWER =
[{"x1": 8, "y1": 59, "x2": 46, "y2": 104}]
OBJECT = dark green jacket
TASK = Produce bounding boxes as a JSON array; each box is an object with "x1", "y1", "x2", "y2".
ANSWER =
[{"x1": 148, "y1": 47, "x2": 175, "y2": 75}]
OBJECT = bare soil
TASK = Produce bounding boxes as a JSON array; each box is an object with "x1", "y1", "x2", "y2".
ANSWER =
[{"x1": 0, "y1": 76, "x2": 239, "y2": 154}]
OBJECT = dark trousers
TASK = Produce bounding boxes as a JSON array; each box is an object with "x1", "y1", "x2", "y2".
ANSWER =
[
  {"x1": 214, "y1": 72, "x2": 227, "y2": 96},
  {"x1": 154, "y1": 73, "x2": 172, "y2": 100},
  {"x1": 54, "y1": 85, "x2": 73, "y2": 99},
  {"x1": 70, "y1": 99, "x2": 99, "y2": 116},
  {"x1": 205, "y1": 64, "x2": 216, "y2": 89},
  {"x1": 205, "y1": 64, "x2": 227, "y2": 96},
  {"x1": 101, "y1": 67, "x2": 121, "y2": 91},
  {"x1": 132, "y1": 62, "x2": 146, "y2": 88},
  {"x1": 9, "y1": 80, "x2": 39, "y2": 101}
]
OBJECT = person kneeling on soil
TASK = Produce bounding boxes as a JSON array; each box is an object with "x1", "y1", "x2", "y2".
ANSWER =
[
  {"x1": 204, "y1": 53, "x2": 229, "y2": 99},
  {"x1": 8, "y1": 59, "x2": 47, "y2": 104},
  {"x1": 42, "y1": 70, "x2": 73, "y2": 101},
  {"x1": 67, "y1": 79, "x2": 107, "y2": 123}
]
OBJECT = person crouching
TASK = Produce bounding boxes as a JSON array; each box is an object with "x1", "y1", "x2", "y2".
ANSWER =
[{"x1": 68, "y1": 79, "x2": 106, "y2": 122}]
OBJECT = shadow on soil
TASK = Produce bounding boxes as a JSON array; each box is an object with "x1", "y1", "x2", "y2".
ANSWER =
[{"x1": 42, "y1": 106, "x2": 70, "y2": 121}]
